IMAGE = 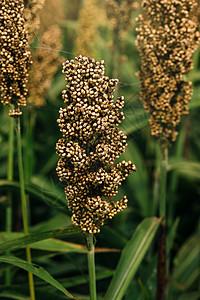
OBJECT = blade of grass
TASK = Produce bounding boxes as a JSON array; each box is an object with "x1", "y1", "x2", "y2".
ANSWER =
[
  {"x1": 167, "y1": 234, "x2": 200, "y2": 296},
  {"x1": 0, "y1": 256, "x2": 75, "y2": 299},
  {"x1": 0, "y1": 291, "x2": 28, "y2": 300},
  {"x1": 0, "y1": 227, "x2": 80, "y2": 254},
  {"x1": 168, "y1": 160, "x2": 200, "y2": 180},
  {"x1": 0, "y1": 180, "x2": 66, "y2": 211},
  {"x1": 104, "y1": 217, "x2": 161, "y2": 300}
]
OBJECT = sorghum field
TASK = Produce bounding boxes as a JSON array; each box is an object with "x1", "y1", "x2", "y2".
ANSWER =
[{"x1": 0, "y1": 1, "x2": 200, "y2": 299}]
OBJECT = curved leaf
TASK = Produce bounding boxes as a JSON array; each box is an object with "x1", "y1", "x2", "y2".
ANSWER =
[
  {"x1": 168, "y1": 160, "x2": 200, "y2": 181},
  {"x1": 105, "y1": 217, "x2": 161, "y2": 300},
  {"x1": 0, "y1": 256, "x2": 75, "y2": 299},
  {"x1": 0, "y1": 179, "x2": 67, "y2": 210},
  {"x1": 0, "y1": 291, "x2": 28, "y2": 300},
  {"x1": 0, "y1": 227, "x2": 80, "y2": 254}
]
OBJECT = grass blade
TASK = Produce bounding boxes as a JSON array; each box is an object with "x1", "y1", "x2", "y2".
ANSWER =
[
  {"x1": 0, "y1": 228, "x2": 80, "y2": 254},
  {"x1": 104, "y1": 217, "x2": 161, "y2": 300},
  {"x1": 0, "y1": 256, "x2": 75, "y2": 299}
]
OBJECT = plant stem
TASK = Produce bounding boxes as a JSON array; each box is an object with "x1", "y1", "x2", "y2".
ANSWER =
[
  {"x1": 86, "y1": 233, "x2": 97, "y2": 300},
  {"x1": 160, "y1": 146, "x2": 168, "y2": 218},
  {"x1": 156, "y1": 144, "x2": 168, "y2": 300},
  {"x1": 16, "y1": 117, "x2": 35, "y2": 300},
  {"x1": 5, "y1": 115, "x2": 15, "y2": 285}
]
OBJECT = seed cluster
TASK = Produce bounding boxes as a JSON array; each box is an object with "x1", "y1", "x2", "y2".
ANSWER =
[
  {"x1": 105, "y1": 0, "x2": 139, "y2": 39},
  {"x1": 0, "y1": 0, "x2": 31, "y2": 116},
  {"x1": 28, "y1": 26, "x2": 63, "y2": 107},
  {"x1": 136, "y1": 0, "x2": 200, "y2": 144},
  {"x1": 56, "y1": 55, "x2": 136, "y2": 233},
  {"x1": 76, "y1": 0, "x2": 100, "y2": 57},
  {"x1": 24, "y1": 0, "x2": 45, "y2": 43}
]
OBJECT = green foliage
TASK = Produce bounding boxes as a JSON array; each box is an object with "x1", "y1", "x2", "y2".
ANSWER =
[
  {"x1": 0, "y1": 1, "x2": 199, "y2": 299},
  {"x1": 105, "y1": 217, "x2": 161, "y2": 300}
]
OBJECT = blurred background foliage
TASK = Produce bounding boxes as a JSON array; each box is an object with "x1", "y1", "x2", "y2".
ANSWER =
[{"x1": 0, "y1": 0, "x2": 199, "y2": 299}]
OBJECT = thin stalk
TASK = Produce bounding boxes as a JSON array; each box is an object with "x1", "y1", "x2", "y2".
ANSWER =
[
  {"x1": 16, "y1": 117, "x2": 35, "y2": 300},
  {"x1": 24, "y1": 109, "x2": 36, "y2": 185},
  {"x1": 152, "y1": 143, "x2": 160, "y2": 216},
  {"x1": 156, "y1": 145, "x2": 168, "y2": 300},
  {"x1": 160, "y1": 146, "x2": 168, "y2": 218},
  {"x1": 86, "y1": 233, "x2": 97, "y2": 300},
  {"x1": 5, "y1": 115, "x2": 15, "y2": 285}
]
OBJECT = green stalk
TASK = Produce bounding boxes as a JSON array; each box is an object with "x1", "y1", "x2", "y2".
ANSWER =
[
  {"x1": 160, "y1": 146, "x2": 168, "y2": 218},
  {"x1": 86, "y1": 233, "x2": 97, "y2": 300},
  {"x1": 16, "y1": 117, "x2": 35, "y2": 300},
  {"x1": 5, "y1": 115, "x2": 15, "y2": 285},
  {"x1": 152, "y1": 143, "x2": 160, "y2": 216},
  {"x1": 156, "y1": 144, "x2": 168, "y2": 300},
  {"x1": 24, "y1": 109, "x2": 36, "y2": 185}
]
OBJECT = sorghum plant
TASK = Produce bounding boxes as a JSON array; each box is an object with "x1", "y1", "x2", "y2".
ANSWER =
[
  {"x1": 136, "y1": 1, "x2": 200, "y2": 299},
  {"x1": 0, "y1": 1, "x2": 35, "y2": 298},
  {"x1": 136, "y1": 0, "x2": 200, "y2": 146},
  {"x1": 0, "y1": 0, "x2": 31, "y2": 116},
  {"x1": 56, "y1": 55, "x2": 136, "y2": 234}
]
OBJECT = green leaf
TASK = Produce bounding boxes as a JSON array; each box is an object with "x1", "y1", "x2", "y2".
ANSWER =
[
  {"x1": 177, "y1": 291, "x2": 200, "y2": 300},
  {"x1": 0, "y1": 291, "x2": 28, "y2": 300},
  {"x1": 167, "y1": 218, "x2": 180, "y2": 256},
  {"x1": 31, "y1": 238, "x2": 87, "y2": 253},
  {"x1": 0, "y1": 291, "x2": 29, "y2": 300},
  {"x1": 30, "y1": 212, "x2": 72, "y2": 232},
  {"x1": 122, "y1": 141, "x2": 150, "y2": 216},
  {"x1": 44, "y1": 270, "x2": 114, "y2": 292},
  {"x1": 104, "y1": 217, "x2": 161, "y2": 300},
  {"x1": 168, "y1": 233, "x2": 200, "y2": 292},
  {"x1": 168, "y1": 160, "x2": 200, "y2": 181},
  {"x1": 0, "y1": 227, "x2": 80, "y2": 254},
  {"x1": 0, "y1": 179, "x2": 66, "y2": 211},
  {"x1": 0, "y1": 256, "x2": 75, "y2": 299}
]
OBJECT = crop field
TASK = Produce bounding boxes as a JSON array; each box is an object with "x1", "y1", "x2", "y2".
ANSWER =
[{"x1": 0, "y1": 1, "x2": 200, "y2": 299}]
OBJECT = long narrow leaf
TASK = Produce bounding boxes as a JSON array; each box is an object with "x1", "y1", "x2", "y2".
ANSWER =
[
  {"x1": 168, "y1": 233, "x2": 200, "y2": 292},
  {"x1": 0, "y1": 179, "x2": 66, "y2": 210},
  {"x1": 0, "y1": 256, "x2": 75, "y2": 299},
  {"x1": 0, "y1": 228, "x2": 80, "y2": 254},
  {"x1": 105, "y1": 217, "x2": 161, "y2": 300},
  {"x1": 0, "y1": 291, "x2": 28, "y2": 300}
]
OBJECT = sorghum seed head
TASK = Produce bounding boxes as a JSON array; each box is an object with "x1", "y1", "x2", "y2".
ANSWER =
[
  {"x1": 56, "y1": 55, "x2": 136, "y2": 233},
  {"x1": 0, "y1": 0, "x2": 31, "y2": 116},
  {"x1": 136, "y1": 0, "x2": 200, "y2": 145}
]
